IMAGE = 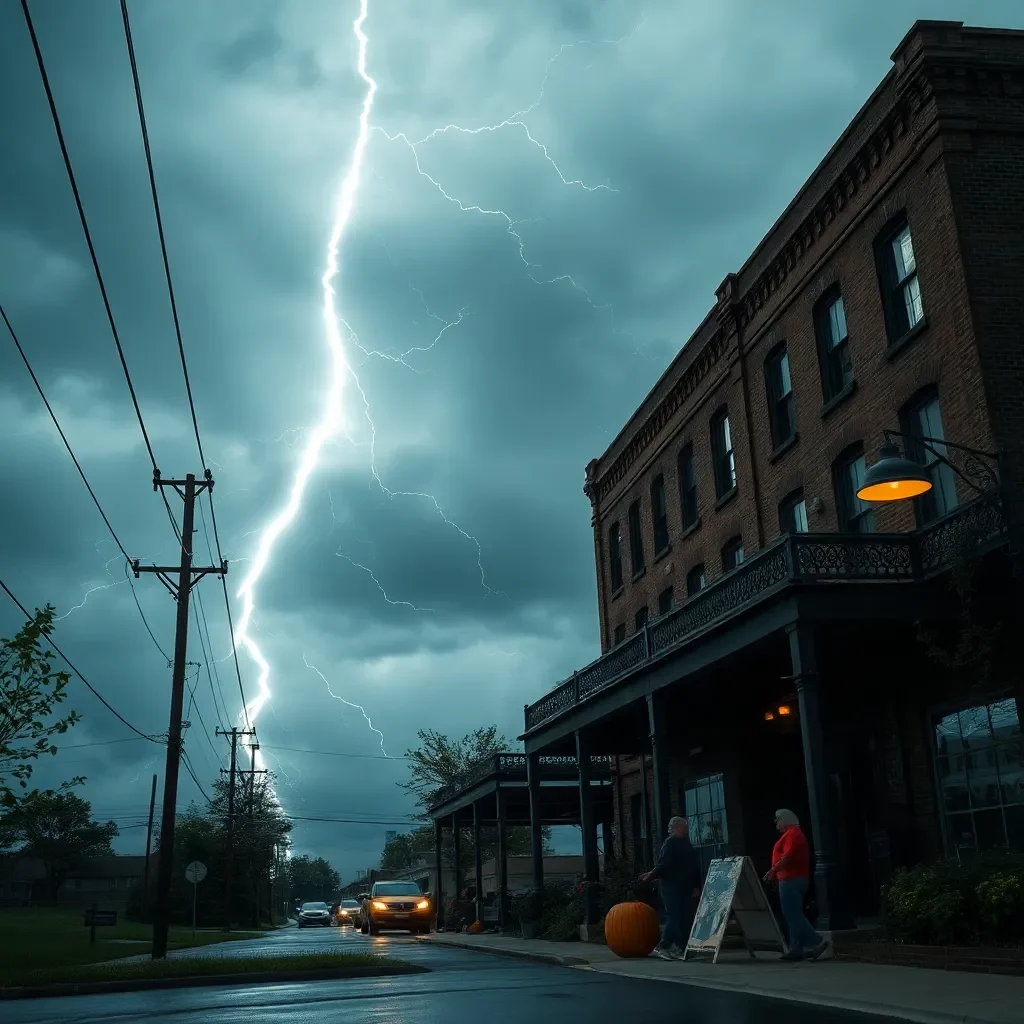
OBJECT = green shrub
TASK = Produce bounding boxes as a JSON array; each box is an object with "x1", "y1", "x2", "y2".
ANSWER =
[{"x1": 882, "y1": 854, "x2": 1024, "y2": 946}]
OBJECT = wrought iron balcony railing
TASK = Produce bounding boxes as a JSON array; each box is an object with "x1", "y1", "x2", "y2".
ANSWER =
[
  {"x1": 524, "y1": 498, "x2": 1006, "y2": 734},
  {"x1": 427, "y1": 753, "x2": 612, "y2": 811}
]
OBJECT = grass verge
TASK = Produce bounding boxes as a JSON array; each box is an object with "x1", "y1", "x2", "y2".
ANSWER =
[
  {"x1": 0, "y1": 907, "x2": 265, "y2": 982},
  {"x1": 3, "y1": 951, "x2": 423, "y2": 991}
]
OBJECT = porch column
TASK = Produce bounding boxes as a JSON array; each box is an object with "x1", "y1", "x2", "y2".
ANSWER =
[
  {"x1": 788, "y1": 622, "x2": 853, "y2": 931},
  {"x1": 601, "y1": 819, "x2": 614, "y2": 865},
  {"x1": 576, "y1": 731, "x2": 600, "y2": 929},
  {"x1": 451, "y1": 813, "x2": 461, "y2": 902},
  {"x1": 496, "y1": 786, "x2": 508, "y2": 931},
  {"x1": 639, "y1": 755, "x2": 652, "y2": 867},
  {"x1": 527, "y1": 752, "x2": 544, "y2": 892},
  {"x1": 472, "y1": 801, "x2": 484, "y2": 924},
  {"x1": 647, "y1": 692, "x2": 671, "y2": 844},
  {"x1": 433, "y1": 818, "x2": 444, "y2": 932}
]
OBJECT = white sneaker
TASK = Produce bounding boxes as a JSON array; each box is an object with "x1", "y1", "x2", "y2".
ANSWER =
[{"x1": 652, "y1": 947, "x2": 674, "y2": 960}]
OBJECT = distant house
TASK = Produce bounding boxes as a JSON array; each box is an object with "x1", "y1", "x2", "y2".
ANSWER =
[{"x1": 0, "y1": 855, "x2": 146, "y2": 907}]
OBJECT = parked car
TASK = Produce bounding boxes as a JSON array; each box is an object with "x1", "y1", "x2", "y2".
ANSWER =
[
  {"x1": 334, "y1": 898, "x2": 361, "y2": 926},
  {"x1": 358, "y1": 881, "x2": 432, "y2": 935},
  {"x1": 297, "y1": 901, "x2": 332, "y2": 928}
]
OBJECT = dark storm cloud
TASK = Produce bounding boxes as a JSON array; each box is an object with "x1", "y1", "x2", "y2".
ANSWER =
[{"x1": 4, "y1": 0, "x2": 1024, "y2": 875}]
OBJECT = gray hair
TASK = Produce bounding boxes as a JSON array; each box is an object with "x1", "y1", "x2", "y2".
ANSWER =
[
  {"x1": 775, "y1": 808, "x2": 800, "y2": 828},
  {"x1": 668, "y1": 816, "x2": 687, "y2": 832}
]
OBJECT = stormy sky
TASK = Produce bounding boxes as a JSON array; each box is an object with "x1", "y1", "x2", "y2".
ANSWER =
[{"x1": 2, "y1": 0, "x2": 1021, "y2": 881}]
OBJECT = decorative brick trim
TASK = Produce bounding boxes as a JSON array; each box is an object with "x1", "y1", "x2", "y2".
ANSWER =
[
  {"x1": 805, "y1": 267, "x2": 842, "y2": 311},
  {"x1": 824, "y1": 420, "x2": 869, "y2": 468},
  {"x1": 891, "y1": 358, "x2": 945, "y2": 412}
]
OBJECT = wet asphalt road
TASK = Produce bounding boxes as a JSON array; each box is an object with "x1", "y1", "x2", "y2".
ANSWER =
[{"x1": 4, "y1": 925, "x2": 903, "y2": 1024}]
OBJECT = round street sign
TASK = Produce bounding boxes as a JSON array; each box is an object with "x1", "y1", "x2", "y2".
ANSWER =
[{"x1": 185, "y1": 861, "x2": 207, "y2": 884}]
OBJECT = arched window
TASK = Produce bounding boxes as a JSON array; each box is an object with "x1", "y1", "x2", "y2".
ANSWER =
[
  {"x1": 651, "y1": 474, "x2": 669, "y2": 554},
  {"x1": 814, "y1": 287, "x2": 854, "y2": 402},
  {"x1": 608, "y1": 522, "x2": 623, "y2": 592},
  {"x1": 832, "y1": 443, "x2": 876, "y2": 533}
]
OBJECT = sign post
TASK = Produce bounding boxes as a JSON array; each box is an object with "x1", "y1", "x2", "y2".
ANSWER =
[
  {"x1": 184, "y1": 861, "x2": 208, "y2": 938},
  {"x1": 83, "y1": 904, "x2": 118, "y2": 944},
  {"x1": 683, "y1": 856, "x2": 785, "y2": 963}
]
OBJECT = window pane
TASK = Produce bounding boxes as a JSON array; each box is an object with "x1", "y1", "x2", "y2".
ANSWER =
[
  {"x1": 777, "y1": 351, "x2": 792, "y2": 396},
  {"x1": 945, "y1": 813, "x2": 977, "y2": 857},
  {"x1": 903, "y1": 275, "x2": 924, "y2": 328},
  {"x1": 997, "y1": 745, "x2": 1024, "y2": 806},
  {"x1": 697, "y1": 784, "x2": 711, "y2": 814},
  {"x1": 1006, "y1": 805, "x2": 1024, "y2": 852},
  {"x1": 893, "y1": 226, "x2": 917, "y2": 281},
  {"x1": 685, "y1": 789, "x2": 697, "y2": 817},
  {"x1": 722, "y1": 415, "x2": 732, "y2": 453},
  {"x1": 828, "y1": 297, "x2": 848, "y2": 347},
  {"x1": 793, "y1": 500, "x2": 808, "y2": 533},
  {"x1": 974, "y1": 809, "x2": 1007, "y2": 852}
]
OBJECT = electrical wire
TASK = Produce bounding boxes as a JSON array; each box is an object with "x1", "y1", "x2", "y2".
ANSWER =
[
  {"x1": 263, "y1": 745, "x2": 411, "y2": 761},
  {"x1": 19, "y1": 0, "x2": 158, "y2": 473},
  {"x1": 0, "y1": 574, "x2": 160, "y2": 743},
  {"x1": 180, "y1": 748, "x2": 213, "y2": 804}
]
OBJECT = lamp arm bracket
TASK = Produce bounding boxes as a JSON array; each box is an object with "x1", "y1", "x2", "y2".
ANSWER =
[{"x1": 880, "y1": 430, "x2": 1001, "y2": 497}]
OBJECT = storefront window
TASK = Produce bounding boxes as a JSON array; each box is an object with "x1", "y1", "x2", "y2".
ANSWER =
[
  {"x1": 684, "y1": 773, "x2": 729, "y2": 876},
  {"x1": 934, "y1": 698, "x2": 1023, "y2": 858}
]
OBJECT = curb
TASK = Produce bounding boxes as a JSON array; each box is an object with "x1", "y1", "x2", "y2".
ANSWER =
[
  {"x1": 0, "y1": 963, "x2": 428, "y2": 1001},
  {"x1": 417, "y1": 939, "x2": 1005, "y2": 1024}
]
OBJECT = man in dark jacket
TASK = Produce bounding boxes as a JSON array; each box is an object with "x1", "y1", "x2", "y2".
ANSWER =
[{"x1": 640, "y1": 816, "x2": 702, "y2": 959}]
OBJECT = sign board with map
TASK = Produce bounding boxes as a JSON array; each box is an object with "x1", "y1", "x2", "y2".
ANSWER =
[{"x1": 683, "y1": 855, "x2": 785, "y2": 962}]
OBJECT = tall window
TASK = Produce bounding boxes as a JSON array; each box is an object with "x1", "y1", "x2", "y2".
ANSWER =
[
  {"x1": 764, "y1": 344, "x2": 796, "y2": 448},
  {"x1": 934, "y1": 699, "x2": 1023, "y2": 857},
  {"x1": 684, "y1": 773, "x2": 729, "y2": 877},
  {"x1": 814, "y1": 288, "x2": 854, "y2": 402},
  {"x1": 686, "y1": 563, "x2": 706, "y2": 596},
  {"x1": 710, "y1": 408, "x2": 736, "y2": 499},
  {"x1": 612, "y1": 623, "x2": 626, "y2": 647},
  {"x1": 658, "y1": 586, "x2": 674, "y2": 616},
  {"x1": 651, "y1": 474, "x2": 670, "y2": 553},
  {"x1": 634, "y1": 606, "x2": 648, "y2": 632},
  {"x1": 877, "y1": 219, "x2": 925, "y2": 342},
  {"x1": 721, "y1": 536, "x2": 745, "y2": 572},
  {"x1": 630, "y1": 793, "x2": 646, "y2": 865},
  {"x1": 678, "y1": 444, "x2": 698, "y2": 529},
  {"x1": 627, "y1": 500, "x2": 645, "y2": 576},
  {"x1": 779, "y1": 489, "x2": 809, "y2": 535},
  {"x1": 833, "y1": 445, "x2": 877, "y2": 533},
  {"x1": 900, "y1": 389, "x2": 958, "y2": 525},
  {"x1": 608, "y1": 522, "x2": 623, "y2": 592}
]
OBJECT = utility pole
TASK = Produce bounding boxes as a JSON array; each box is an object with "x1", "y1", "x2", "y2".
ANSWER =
[
  {"x1": 134, "y1": 470, "x2": 227, "y2": 960},
  {"x1": 217, "y1": 726, "x2": 255, "y2": 932},
  {"x1": 142, "y1": 773, "x2": 157, "y2": 922}
]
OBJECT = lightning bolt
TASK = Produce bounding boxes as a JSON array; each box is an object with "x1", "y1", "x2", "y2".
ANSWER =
[
  {"x1": 335, "y1": 550, "x2": 435, "y2": 612},
  {"x1": 303, "y1": 653, "x2": 388, "y2": 757},
  {"x1": 56, "y1": 578, "x2": 129, "y2": 621}
]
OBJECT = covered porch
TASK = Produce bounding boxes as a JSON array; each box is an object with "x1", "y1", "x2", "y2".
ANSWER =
[
  {"x1": 427, "y1": 753, "x2": 613, "y2": 931},
  {"x1": 520, "y1": 500, "x2": 1013, "y2": 931}
]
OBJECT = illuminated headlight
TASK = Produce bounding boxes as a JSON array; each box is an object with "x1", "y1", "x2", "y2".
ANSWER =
[
  {"x1": 416, "y1": 900, "x2": 429, "y2": 910},
  {"x1": 372, "y1": 900, "x2": 387, "y2": 911},
  {"x1": 340, "y1": 909, "x2": 349, "y2": 916}
]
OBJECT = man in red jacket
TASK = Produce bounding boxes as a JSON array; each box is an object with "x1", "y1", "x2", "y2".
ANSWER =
[{"x1": 762, "y1": 809, "x2": 831, "y2": 961}]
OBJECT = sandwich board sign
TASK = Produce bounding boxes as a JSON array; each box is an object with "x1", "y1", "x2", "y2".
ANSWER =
[{"x1": 682, "y1": 855, "x2": 785, "y2": 962}]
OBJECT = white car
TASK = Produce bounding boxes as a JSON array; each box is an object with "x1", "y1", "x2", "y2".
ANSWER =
[{"x1": 297, "y1": 901, "x2": 332, "y2": 928}]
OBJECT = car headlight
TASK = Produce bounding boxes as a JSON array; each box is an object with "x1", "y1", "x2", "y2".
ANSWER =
[
  {"x1": 416, "y1": 900, "x2": 429, "y2": 910},
  {"x1": 340, "y1": 909, "x2": 349, "y2": 916},
  {"x1": 372, "y1": 900, "x2": 387, "y2": 911}
]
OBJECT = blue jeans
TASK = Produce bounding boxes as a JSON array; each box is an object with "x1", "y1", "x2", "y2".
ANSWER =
[{"x1": 778, "y1": 877, "x2": 822, "y2": 954}]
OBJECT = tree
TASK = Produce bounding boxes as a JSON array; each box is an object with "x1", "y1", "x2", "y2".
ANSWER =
[
  {"x1": 286, "y1": 854, "x2": 340, "y2": 903},
  {"x1": 0, "y1": 606, "x2": 82, "y2": 808},
  {"x1": 0, "y1": 791, "x2": 117, "y2": 903}
]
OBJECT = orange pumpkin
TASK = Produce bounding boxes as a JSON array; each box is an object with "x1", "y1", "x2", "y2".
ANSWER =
[
  {"x1": 603, "y1": 900, "x2": 661, "y2": 959},
  {"x1": 467, "y1": 920, "x2": 484, "y2": 934}
]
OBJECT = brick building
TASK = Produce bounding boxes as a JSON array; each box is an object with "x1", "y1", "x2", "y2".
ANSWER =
[{"x1": 518, "y1": 20, "x2": 1024, "y2": 930}]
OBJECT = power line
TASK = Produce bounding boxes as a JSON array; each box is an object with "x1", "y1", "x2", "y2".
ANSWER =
[
  {"x1": 0, "y1": 300, "x2": 170, "y2": 664},
  {"x1": 0, "y1": 574, "x2": 159, "y2": 744},
  {"x1": 118, "y1": 0, "x2": 205, "y2": 470},
  {"x1": 263, "y1": 745, "x2": 411, "y2": 762},
  {"x1": 180, "y1": 749, "x2": 212, "y2": 804},
  {"x1": 19, "y1": 0, "x2": 158, "y2": 472},
  {"x1": 59, "y1": 738, "x2": 157, "y2": 750}
]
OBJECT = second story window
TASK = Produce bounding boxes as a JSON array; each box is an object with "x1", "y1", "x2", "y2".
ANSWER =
[
  {"x1": 833, "y1": 445, "x2": 877, "y2": 533},
  {"x1": 628, "y1": 500, "x2": 645, "y2": 577},
  {"x1": 710, "y1": 408, "x2": 736, "y2": 499},
  {"x1": 634, "y1": 606, "x2": 648, "y2": 632},
  {"x1": 608, "y1": 522, "x2": 623, "y2": 592},
  {"x1": 814, "y1": 288, "x2": 854, "y2": 402},
  {"x1": 721, "y1": 536, "x2": 745, "y2": 572},
  {"x1": 877, "y1": 219, "x2": 924, "y2": 343},
  {"x1": 900, "y1": 389, "x2": 958, "y2": 525},
  {"x1": 651, "y1": 474, "x2": 670, "y2": 554},
  {"x1": 779, "y1": 490, "x2": 809, "y2": 535},
  {"x1": 658, "y1": 586, "x2": 674, "y2": 616},
  {"x1": 686, "y1": 563, "x2": 706, "y2": 596},
  {"x1": 678, "y1": 444, "x2": 698, "y2": 529},
  {"x1": 765, "y1": 344, "x2": 796, "y2": 449},
  {"x1": 613, "y1": 623, "x2": 626, "y2": 646}
]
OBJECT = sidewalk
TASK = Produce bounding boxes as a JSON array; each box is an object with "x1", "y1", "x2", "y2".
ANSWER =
[{"x1": 419, "y1": 933, "x2": 1024, "y2": 1024}]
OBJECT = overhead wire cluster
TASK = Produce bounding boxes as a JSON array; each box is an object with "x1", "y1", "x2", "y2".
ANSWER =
[{"x1": 0, "y1": 0, "x2": 251, "y2": 789}]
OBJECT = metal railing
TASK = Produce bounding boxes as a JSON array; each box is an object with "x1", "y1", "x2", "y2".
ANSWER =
[{"x1": 524, "y1": 498, "x2": 1006, "y2": 733}]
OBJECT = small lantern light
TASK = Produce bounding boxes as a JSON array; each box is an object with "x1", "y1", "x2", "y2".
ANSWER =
[
  {"x1": 763, "y1": 711, "x2": 775, "y2": 722},
  {"x1": 777, "y1": 704, "x2": 792, "y2": 717}
]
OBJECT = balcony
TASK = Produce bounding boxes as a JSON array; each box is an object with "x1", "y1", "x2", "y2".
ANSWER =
[{"x1": 524, "y1": 498, "x2": 1006, "y2": 734}]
